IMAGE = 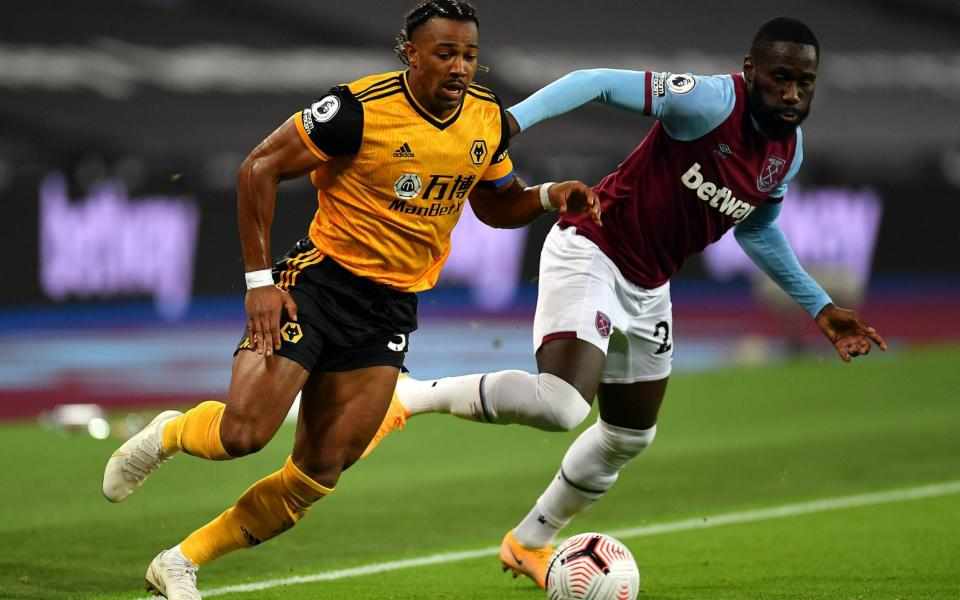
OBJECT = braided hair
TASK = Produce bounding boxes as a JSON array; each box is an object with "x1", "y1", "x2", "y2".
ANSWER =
[{"x1": 394, "y1": 0, "x2": 480, "y2": 65}]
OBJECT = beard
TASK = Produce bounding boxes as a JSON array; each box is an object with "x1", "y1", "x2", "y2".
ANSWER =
[{"x1": 748, "y1": 87, "x2": 809, "y2": 140}]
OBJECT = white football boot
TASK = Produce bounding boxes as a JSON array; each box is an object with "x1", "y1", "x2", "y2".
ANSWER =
[
  {"x1": 102, "y1": 410, "x2": 181, "y2": 502},
  {"x1": 145, "y1": 545, "x2": 200, "y2": 600}
]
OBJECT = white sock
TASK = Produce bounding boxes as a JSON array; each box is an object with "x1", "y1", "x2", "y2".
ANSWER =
[
  {"x1": 396, "y1": 374, "x2": 483, "y2": 416},
  {"x1": 513, "y1": 474, "x2": 584, "y2": 548},
  {"x1": 514, "y1": 418, "x2": 657, "y2": 548},
  {"x1": 396, "y1": 371, "x2": 590, "y2": 431}
]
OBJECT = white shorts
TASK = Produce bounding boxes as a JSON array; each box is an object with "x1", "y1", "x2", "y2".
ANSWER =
[{"x1": 533, "y1": 226, "x2": 674, "y2": 384}]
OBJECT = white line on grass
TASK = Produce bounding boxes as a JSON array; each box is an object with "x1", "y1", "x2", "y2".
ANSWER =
[{"x1": 137, "y1": 479, "x2": 960, "y2": 598}]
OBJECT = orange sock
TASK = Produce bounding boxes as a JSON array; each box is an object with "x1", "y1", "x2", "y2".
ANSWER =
[
  {"x1": 179, "y1": 456, "x2": 332, "y2": 566},
  {"x1": 161, "y1": 400, "x2": 231, "y2": 461}
]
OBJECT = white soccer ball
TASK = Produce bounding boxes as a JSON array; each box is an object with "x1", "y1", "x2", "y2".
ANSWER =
[{"x1": 545, "y1": 532, "x2": 640, "y2": 600}]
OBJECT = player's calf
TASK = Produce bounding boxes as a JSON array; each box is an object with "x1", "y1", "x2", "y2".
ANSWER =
[
  {"x1": 483, "y1": 370, "x2": 591, "y2": 431},
  {"x1": 397, "y1": 370, "x2": 591, "y2": 431},
  {"x1": 515, "y1": 418, "x2": 657, "y2": 547},
  {"x1": 561, "y1": 418, "x2": 657, "y2": 494},
  {"x1": 360, "y1": 375, "x2": 410, "y2": 459},
  {"x1": 177, "y1": 456, "x2": 333, "y2": 567}
]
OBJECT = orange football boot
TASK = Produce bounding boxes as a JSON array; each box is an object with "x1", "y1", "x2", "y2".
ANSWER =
[{"x1": 499, "y1": 529, "x2": 555, "y2": 589}]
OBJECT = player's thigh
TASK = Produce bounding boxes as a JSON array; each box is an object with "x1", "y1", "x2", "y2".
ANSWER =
[
  {"x1": 600, "y1": 280, "x2": 673, "y2": 385},
  {"x1": 292, "y1": 365, "x2": 399, "y2": 482},
  {"x1": 533, "y1": 225, "x2": 620, "y2": 398},
  {"x1": 595, "y1": 279, "x2": 672, "y2": 429},
  {"x1": 222, "y1": 351, "x2": 309, "y2": 446},
  {"x1": 536, "y1": 338, "x2": 606, "y2": 403},
  {"x1": 597, "y1": 378, "x2": 668, "y2": 430}
]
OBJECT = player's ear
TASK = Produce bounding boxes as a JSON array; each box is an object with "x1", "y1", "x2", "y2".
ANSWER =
[
  {"x1": 743, "y1": 55, "x2": 755, "y2": 85},
  {"x1": 405, "y1": 41, "x2": 417, "y2": 69}
]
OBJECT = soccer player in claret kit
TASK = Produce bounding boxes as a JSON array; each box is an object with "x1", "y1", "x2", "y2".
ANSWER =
[
  {"x1": 100, "y1": 2, "x2": 599, "y2": 598},
  {"x1": 365, "y1": 16, "x2": 888, "y2": 589}
]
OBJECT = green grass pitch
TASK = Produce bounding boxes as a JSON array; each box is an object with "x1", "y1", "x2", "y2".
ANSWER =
[{"x1": 1, "y1": 345, "x2": 958, "y2": 599}]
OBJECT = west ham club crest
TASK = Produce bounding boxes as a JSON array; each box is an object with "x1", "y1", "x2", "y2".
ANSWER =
[
  {"x1": 757, "y1": 155, "x2": 786, "y2": 193},
  {"x1": 595, "y1": 311, "x2": 612, "y2": 338}
]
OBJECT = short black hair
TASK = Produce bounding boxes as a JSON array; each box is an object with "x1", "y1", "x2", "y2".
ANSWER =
[
  {"x1": 394, "y1": 0, "x2": 480, "y2": 65},
  {"x1": 750, "y1": 16, "x2": 819, "y2": 60}
]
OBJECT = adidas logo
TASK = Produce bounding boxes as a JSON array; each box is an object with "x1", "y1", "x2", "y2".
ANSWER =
[{"x1": 393, "y1": 142, "x2": 415, "y2": 158}]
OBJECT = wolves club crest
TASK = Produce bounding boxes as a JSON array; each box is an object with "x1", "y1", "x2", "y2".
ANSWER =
[
  {"x1": 595, "y1": 311, "x2": 612, "y2": 338},
  {"x1": 757, "y1": 155, "x2": 786, "y2": 193}
]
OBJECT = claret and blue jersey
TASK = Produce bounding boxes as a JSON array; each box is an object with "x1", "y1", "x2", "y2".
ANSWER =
[
  {"x1": 639, "y1": 71, "x2": 802, "y2": 202},
  {"x1": 509, "y1": 68, "x2": 830, "y2": 317}
]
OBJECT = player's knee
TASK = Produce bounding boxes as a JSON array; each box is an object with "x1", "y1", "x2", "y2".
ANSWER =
[
  {"x1": 538, "y1": 372, "x2": 592, "y2": 432},
  {"x1": 293, "y1": 454, "x2": 343, "y2": 490},
  {"x1": 481, "y1": 370, "x2": 590, "y2": 431},
  {"x1": 219, "y1": 422, "x2": 271, "y2": 457},
  {"x1": 560, "y1": 419, "x2": 658, "y2": 497},
  {"x1": 598, "y1": 418, "x2": 657, "y2": 459},
  {"x1": 339, "y1": 441, "x2": 368, "y2": 474}
]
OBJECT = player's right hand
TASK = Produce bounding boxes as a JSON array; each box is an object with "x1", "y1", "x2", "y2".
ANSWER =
[
  {"x1": 549, "y1": 181, "x2": 602, "y2": 227},
  {"x1": 245, "y1": 286, "x2": 298, "y2": 356}
]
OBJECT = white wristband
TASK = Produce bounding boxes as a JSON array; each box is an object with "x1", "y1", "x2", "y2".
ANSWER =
[
  {"x1": 245, "y1": 269, "x2": 274, "y2": 290},
  {"x1": 539, "y1": 182, "x2": 557, "y2": 212}
]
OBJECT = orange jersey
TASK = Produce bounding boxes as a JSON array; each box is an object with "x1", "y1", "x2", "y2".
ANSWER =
[{"x1": 293, "y1": 70, "x2": 514, "y2": 292}]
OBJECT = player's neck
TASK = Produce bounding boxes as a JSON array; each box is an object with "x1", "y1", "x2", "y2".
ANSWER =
[{"x1": 405, "y1": 71, "x2": 461, "y2": 121}]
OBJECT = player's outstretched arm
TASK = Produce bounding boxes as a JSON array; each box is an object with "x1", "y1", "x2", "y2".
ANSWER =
[
  {"x1": 734, "y1": 201, "x2": 832, "y2": 317},
  {"x1": 734, "y1": 202, "x2": 887, "y2": 362},
  {"x1": 507, "y1": 69, "x2": 649, "y2": 135},
  {"x1": 814, "y1": 304, "x2": 887, "y2": 362},
  {"x1": 469, "y1": 177, "x2": 600, "y2": 229},
  {"x1": 238, "y1": 117, "x2": 323, "y2": 355}
]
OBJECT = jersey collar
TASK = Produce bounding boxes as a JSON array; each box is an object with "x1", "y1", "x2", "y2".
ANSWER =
[{"x1": 401, "y1": 70, "x2": 465, "y2": 131}]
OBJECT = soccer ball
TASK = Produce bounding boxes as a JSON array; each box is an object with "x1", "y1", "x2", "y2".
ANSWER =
[{"x1": 545, "y1": 532, "x2": 640, "y2": 600}]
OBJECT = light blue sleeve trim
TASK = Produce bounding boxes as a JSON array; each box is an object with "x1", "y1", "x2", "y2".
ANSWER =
[
  {"x1": 660, "y1": 75, "x2": 736, "y2": 141},
  {"x1": 509, "y1": 69, "x2": 649, "y2": 132},
  {"x1": 770, "y1": 128, "x2": 803, "y2": 199},
  {"x1": 733, "y1": 201, "x2": 833, "y2": 318}
]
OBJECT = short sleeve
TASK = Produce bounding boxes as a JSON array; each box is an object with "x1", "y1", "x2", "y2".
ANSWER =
[
  {"x1": 481, "y1": 103, "x2": 514, "y2": 183},
  {"x1": 655, "y1": 74, "x2": 736, "y2": 141},
  {"x1": 294, "y1": 86, "x2": 364, "y2": 160}
]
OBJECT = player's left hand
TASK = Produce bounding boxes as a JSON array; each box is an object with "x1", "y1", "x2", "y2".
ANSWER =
[
  {"x1": 549, "y1": 181, "x2": 602, "y2": 227},
  {"x1": 814, "y1": 304, "x2": 887, "y2": 362}
]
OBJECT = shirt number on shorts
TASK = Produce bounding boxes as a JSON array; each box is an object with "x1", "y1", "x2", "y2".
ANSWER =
[
  {"x1": 387, "y1": 333, "x2": 408, "y2": 352},
  {"x1": 654, "y1": 321, "x2": 672, "y2": 355}
]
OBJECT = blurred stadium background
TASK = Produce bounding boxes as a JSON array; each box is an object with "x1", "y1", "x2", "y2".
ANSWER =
[
  {"x1": 1, "y1": 1, "x2": 959, "y2": 599},
  {"x1": 1, "y1": 0, "x2": 957, "y2": 421}
]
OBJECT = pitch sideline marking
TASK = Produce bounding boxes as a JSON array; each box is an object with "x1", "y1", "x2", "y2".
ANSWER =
[{"x1": 137, "y1": 480, "x2": 960, "y2": 598}]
